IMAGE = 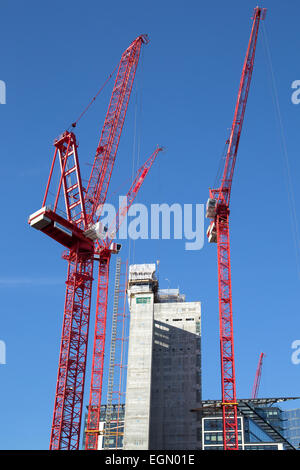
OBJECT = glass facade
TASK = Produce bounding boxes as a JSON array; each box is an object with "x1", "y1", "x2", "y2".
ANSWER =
[
  {"x1": 202, "y1": 416, "x2": 283, "y2": 450},
  {"x1": 83, "y1": 404, "x2": 125, "y2": 450},
  {"x1": 202, "y1": 417, "x2": 244, "y2": 450},
  {"x1": 245, "y1": 418, "x2": 273, "y2": 443},
  {"x1": 283, "y1": 408, "x2": 300, "y2": 450},
  {"x1": 244, "y1": 444, "x2": 281, "y2": 450},
  {"x1": 255, "y1": 407, "x2": 284, "y2": 434}
]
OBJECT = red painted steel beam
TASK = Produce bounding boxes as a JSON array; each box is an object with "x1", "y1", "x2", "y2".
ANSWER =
[
  {"x1": 217, "y1": 209, "x2": 239, "y2": 449},
  {"x1": 252, "y1": 352, "x2": 265, "y2": 399},
  {"x1": 50, "y1": 247, "x2": 94, "y2": 450},
  {"x1": 49, "y1": 36, "x2": 147, "y2": 450},
  {"x1": 41, "y1": 131, "x2": 87, "y2": 229},
  {"x1": 85, "y1": 252, "x2": 110, "y2": 450},
  {"x1": 216, "y1": 7, "x2": 266, "y2": 207},
  {"x1": 105, "y1": 146, "x2": 163, "y2": 246},
  {"x1": 55, "y1": 132, "x2": 87, "y2": 228},
  {"x1": 30, "y1": 33, "x2": 152, "y2": 451},
  {"x1": 85, "y1": 35, "x2": 148, "y2": 225},
  {"x1": 85, "y1": 148, "x2": 161, "y2": 450},
  {"x1": 207, "y1": 7, "x2": 266, "y2": 450}
]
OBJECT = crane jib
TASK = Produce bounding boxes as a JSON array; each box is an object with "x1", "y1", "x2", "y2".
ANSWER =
[{"x1": 84, "y1": 36, "x2": 146, "y2": 226}]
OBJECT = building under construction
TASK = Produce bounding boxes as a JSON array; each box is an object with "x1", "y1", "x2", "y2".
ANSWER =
[
  {"x1": 27, "y1": 5, "x2": 300, "y2": 452},
  {"x1": 123, "y1": 264, "x2": 202, "y2": 450}
]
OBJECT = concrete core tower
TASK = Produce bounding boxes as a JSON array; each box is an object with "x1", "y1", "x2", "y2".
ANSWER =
[{"x1": 123, "y1": 263, "x2": 202, "y2": 450}]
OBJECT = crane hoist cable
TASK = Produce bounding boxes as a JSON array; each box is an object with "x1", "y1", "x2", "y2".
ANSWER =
[
  {"x1": 128, "y1": 54, "x2": 144, "y2": 265},
  {"x1": 214, "y1": 135, "x2": 230, "y2": 190},
  {"x1": 262, "y1": 23, "x2": 300, "y2": 280}
]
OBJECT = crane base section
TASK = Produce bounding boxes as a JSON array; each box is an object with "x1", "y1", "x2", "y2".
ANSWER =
[{"x1": 28, "y1": 207, "x2": 93, "y2": 251}]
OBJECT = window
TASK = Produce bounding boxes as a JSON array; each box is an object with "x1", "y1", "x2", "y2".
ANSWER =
[{"x1": 136, "y1": 297, "x2": 151, "y2": 304}]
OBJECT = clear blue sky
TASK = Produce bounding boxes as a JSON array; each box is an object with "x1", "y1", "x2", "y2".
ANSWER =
[{"x1": 1, "y1": 0, "x2": 300, "y2": 449}]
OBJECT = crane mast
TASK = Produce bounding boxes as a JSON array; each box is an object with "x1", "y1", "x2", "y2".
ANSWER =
[
  {"x1": 29, "y1": 35, "x2": 157, "y2": 450},
  {"x1": 85, "y1": 146, "x2": 162, "y2": 450},
  {"x1": 206, "y1": 7, "x2": 266, "y2": 450}
]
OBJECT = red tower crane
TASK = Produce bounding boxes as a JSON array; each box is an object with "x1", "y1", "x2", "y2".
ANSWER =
[
  {"x1": 28, "y1": 35, "x2": 161, "y2": 450},
  {"x1": 252, "y1": 352, "x2": 265, "y2": 399},
  {"x1": 206, "y1": 7, "x2": 266, "y2": 450}
]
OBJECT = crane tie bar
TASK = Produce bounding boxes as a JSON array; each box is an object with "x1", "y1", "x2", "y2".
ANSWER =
[{"x1": 68, "y1": 64, "x2": 119, "y2": 130}]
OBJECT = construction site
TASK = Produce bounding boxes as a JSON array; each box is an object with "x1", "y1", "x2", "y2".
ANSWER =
[
  {"x1": 25, "y1": 6, "x2": 300, "y2": 452},
  {"x1": 1, "y1": 1, "x2": 300, "y2": 454}
]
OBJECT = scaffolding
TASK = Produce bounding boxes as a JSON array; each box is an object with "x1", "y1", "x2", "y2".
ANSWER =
[{"x1": 103, "y1": 258, "x2": 128, "y2": 449}]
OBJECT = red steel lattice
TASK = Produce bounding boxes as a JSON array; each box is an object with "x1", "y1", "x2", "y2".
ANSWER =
[
  {"x1": 50, "y1": 248, "x2": 94, "y2": 450},
  {"x1": 207, "y1": 7, "x2": 266, "y2": 450}
]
